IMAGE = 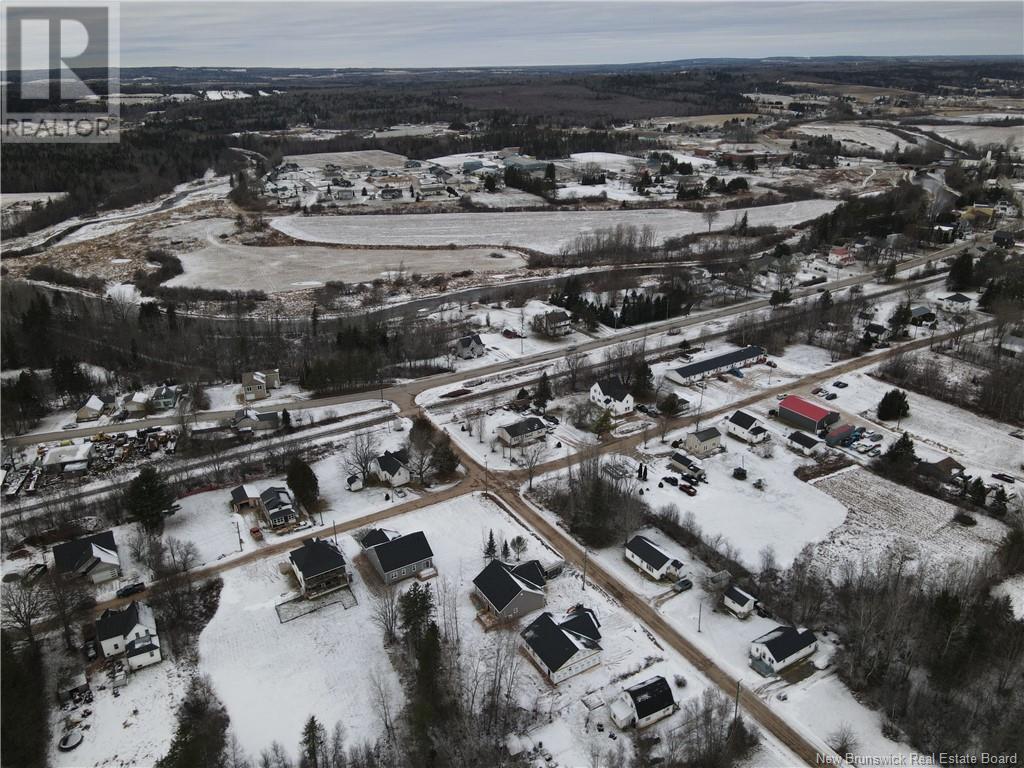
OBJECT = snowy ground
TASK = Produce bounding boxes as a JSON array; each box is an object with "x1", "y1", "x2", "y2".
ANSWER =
[
  {"x1": 204, "y1": 382, "x2": 310, "y2": 411},
  {"x1": 809, "y1": 467, "x2": 1008, "y2": 576},
  {"x1": 467, "y1": 189, "x2": 549, "y2": 208},
  {"x1": 791, "y1": 123, "x2": 905, "y2": 152},
  {"x1": 427, "y1": 392, "x2": 599, "y2": 472},
  {"x1": 912, "y1": 123, "x2": 1023, "y2": 149},
  {"x1": 993, "y1": 575, "x2": 1024, "y2": 620},
  {"x1": 49, "y1": 655, "x2": 191, "y2": 768},
  {"x1": 522, "y1": 486, "x2": 919, "y2": 763},
  {"x1": 270, "y1": 200, "x2": 841, "y2": 253},
  {"x1": 631, "y1": 442, "x2": 848, "y2": 570},
  {"x1": 199, "y1": 554, "x2": 404, "y2": 759}
]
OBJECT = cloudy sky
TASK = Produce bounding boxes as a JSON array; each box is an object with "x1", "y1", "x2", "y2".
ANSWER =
[{"x1": 119, "y1": 1, "x2": 1023, "y2": 68}]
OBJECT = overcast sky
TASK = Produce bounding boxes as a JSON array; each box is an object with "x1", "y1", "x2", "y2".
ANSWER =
[{"x1": 119, "y1": 1, "x2": 1023, "y2": 68}]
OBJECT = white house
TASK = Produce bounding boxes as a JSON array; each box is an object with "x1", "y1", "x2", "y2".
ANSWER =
[
  {"x1": 451, "y1": 334, "x2": 486, "y2": 359},
  {"x1": 259, "y1": 486, "x2": 299, "y2": 528},
  {"x1": 589, "y1": 378, "x2": 635, "y2": 417},
  {"x1": 521, "y1": 606, "x2": 602, "y2": 684},
  {"x1": 827, "y1": 246, "x2": 855, "y2": 267},
  {"x1": 749, "y1": 626, "x2": 818, "y2": 676},
  {"x1": 371, "y1": 449, "x2": 411, "y2": 487},
  {"x1": 787, "y1": 431, "x2": 824, "y2": 456},
  {"x1": 726, "y1": 410, "x2": 769, "y2": 444},
  {"x1": 723, "y1": 585, "x2": 757, "y2": 618},
  {"x1": 241, "y1": 369, "x2": 281, "y2": 402},
  {"x1": 941, "y1": 293, "x2": 972, "y2": 312},
  {"x1": 95, "y1": 602, "x2": 159, "y2": 661},
  {"x1": 609, "y1": 676, "x2": 676, "y2": 729},
  {"x1": 496, "y1": 417, "x2": 547, "y2": 447},
  {"x1": 126, "y1": 634, "x2": 162, "y2": 671},
  {"x1": 624, "y1": 535, "x2": 682, "y2": 581},
  {"x1": 684, "y1": 427, "x2": 721, "y2": 457}
]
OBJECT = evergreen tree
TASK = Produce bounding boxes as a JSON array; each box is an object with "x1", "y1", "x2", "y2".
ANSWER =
[
  {"x1": 281, "y1": 409, "x2": 292, "y2": 429},
  {"x1": 817, "y1": 289, "x2": 834, "y2": 311},
  {"x1": 876, "y1": 432, "x2": 917, "y2": 478},
  {"x1": 877, "y1": 389, "x2": 910, "y2": 421},
  {"x1": 299, "y1": 715, "x2": 326, "y2": 768},
  {"x1": 883, "y1": 261, "x2": 897, "y2": 282},
  {"x1": 969, "y1": 477, "x2": 988, "y2": 507},
  {"x1": 125, "y1": 466, "x2": 176, "y2": 532},
  {"x1": 533, "y1": 372, "x2": 552, "y2": 411},
  {"x1": 501, "y1": 540, "x2": 510, "y2": 561},
  {"x1": 484, "y1": 529, "x2": 497, "y2": 560},
  {"x1": 398, "y1": 583, "x2": 434, "y2": 648},
  {"x1": 889, "y1": 300, "x2": 913, "y2": 335},
  {"x1": 286, "y1": 457, "x2": 319, "y2": 509},
  {"x1": 990, "y1": 486, "x2": 1009, "y2": 516},
  {"x1": 593, "y1": 409, "x2": 614, "y2": 437},
  {"x1": 430, "y1": 435, "x2": 459, "y2": 478},
  {"x1": 659, "y1": 393, "x2": 680, "y2": 415},
  {"x1": 946, "y1": 252, "x2": 974, "y2": 291},
  {"x1": 769, "y1": 289, "x2": 792, "y2": 307},
  {"x1": 631, "y1": 361, "x2": 654, "y2": 397}
]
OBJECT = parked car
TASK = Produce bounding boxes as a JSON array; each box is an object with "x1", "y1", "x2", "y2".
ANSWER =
[
  {"x1": 833, "y1": 381, "x2": 848, "y2": 388},
  {"x1": 679, "y1": 484, "x2": 697, "y2": 497},
  {"x1": 84, "y1": 640, "x2": 97, "y2": 661},
  {"x1": 869, "y1": 433, "x2": 883, "y2": 442},
  {"x1": 115, "y1": 582, "x2": 146, "y2": 599},
  {"x1": 812, "y1": 387, "x2": 824, "y2": 395},
  {"x1": 673, "y1": 577, "x2": 694, "y2": 593},
  {"x1": 869, "y1": 447, "x2": 882, "y2": 457},
  {"x1": 825, "y1": 393, "x2": 838, "y2": 401},
  {"x1": 775, "y1": 393, "x2": 790, "y2": 401},
  {"x1": 992, "y1": 473, "x2": 1017, "y2": 484},
  {"x1": 856, "y1": 444, "x2": 872, "y2": 454},
  {"x1": 62, "y1": 423, "x2": 77, "y2": 430},
  {"x1": 662, "y1": 476, "x2": 678, "y2": 487}
]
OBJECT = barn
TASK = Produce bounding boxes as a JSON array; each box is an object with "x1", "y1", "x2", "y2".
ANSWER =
[{"x1": 777, "y1": 396, "x2": 839, "y2": 432}]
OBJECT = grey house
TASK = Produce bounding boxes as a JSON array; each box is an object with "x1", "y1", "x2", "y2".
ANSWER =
[
  {"x1": 473, "y1": 559, "x2": 547, "y2": 620},
  {"x1": 362, "y1": 530, "x2": 434, "y2": 583}
]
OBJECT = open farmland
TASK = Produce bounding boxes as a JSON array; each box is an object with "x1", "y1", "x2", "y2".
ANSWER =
[
  {"x1": 912, "y1": 123, "x2": 1024, "y2": 149},
  {"x1": 270, "y1": 199, "x2": 840, "y2": 253},
  {"x1": 282, "y1": 149, "x2": 409, "y2": 170},
  {"x1": 791, "y1": 122, "x2": 905, "y2": 152},
  {"x1": 809, "y1": 467, "x2": 1007, "y2": 575}
]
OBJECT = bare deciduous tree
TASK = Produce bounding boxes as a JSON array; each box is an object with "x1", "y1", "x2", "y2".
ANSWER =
[
  {"x1": 344, "y1": 431, "x2": 378, "y2": 483},
  {"x1": 1, "y1": 581, "x2": 49, "y2": 647},
  {"x1": 521, "y1": 440, "x2": 548, "y2": 490},
  {"x1": 369, "y1": 581, "x2": 400, "y2": 644},
  {"x1": 45, "y1": 572, "x2": 87, "y2": 651}
]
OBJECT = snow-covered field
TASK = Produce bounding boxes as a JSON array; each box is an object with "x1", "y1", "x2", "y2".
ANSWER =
[
  {"x1": 792, "y1": 123, "x2": 905, "y2": 152},
  {"x1": 631, "y1": 443, "x2": 848, "y2": 569},
  {"x1": 467, "y1": 189, "x2": 548, "y2": 208},
  {"x1": 203, "y1": 382, "x2": 309, "y2": 411},
  {"x1": 270, "y1": 200, "x2": 840, "y2": 253},
  {"x1": 913, "y1": 123, "x2": 1023, "y2": 149},
  {"x1": 809, "y1": 467, "x2": 1007, "y2": 575}
]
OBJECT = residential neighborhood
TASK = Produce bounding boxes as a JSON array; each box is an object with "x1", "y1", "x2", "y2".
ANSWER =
[{"x1": 1, "y1": 6, "x2": 1023, "y2": 768}]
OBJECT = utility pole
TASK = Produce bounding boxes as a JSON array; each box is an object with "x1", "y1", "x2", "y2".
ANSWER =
[
  {"x1": 332, "y1": 519, "x2": 338, "y2": 545},
  {"x1": 698, "y1": 601, "x2": 702, "y2": 633},
  {"x1": 582, "y1": 548, "x2": 589, "y2": 592},
  {"x1": 234, "y1": 520, "x2": 243, "y2": 552},
  {"x1": 733, "y1": 680, "x2": 741, "y2": 723}
]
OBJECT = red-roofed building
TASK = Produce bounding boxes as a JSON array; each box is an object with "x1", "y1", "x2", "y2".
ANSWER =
[{"x1": 778, "y1": 396, "x2": 839, "y2": 432}]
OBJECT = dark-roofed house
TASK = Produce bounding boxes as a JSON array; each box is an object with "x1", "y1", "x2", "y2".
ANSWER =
[
  {"x1": 151, "y1": 385, "x2": 181, "y2": 410},
  {"x1": 941, "y1": 293, "x2": 972, "y2": 312},
  {"x1": 589, "y1": 378, "x2": 635, "y2": 417},
  {"x1": 541, "y1": 310, "x2": 572, "y2": 337},
  {"x1": 726, "y1": 410, "x2": 769, "y2": 444},
  {"x1": 910, "y1": 306, "x2": 936, "y2": 326},
  {"x1": 684, "y1": 427, "x2": 722, "y2": 457},
  {"x1": 497, "y1": 416, "x2": 547, "y2": 447},
  {"x1": 624, "y1": 535, "x2": 682, "y2": 581},
  {"x1": 52, "y1": 531, "x2": 122, "y2": 584},
  {"x1": 609, "y1": 676, "x2": 677, "y2": 729},
  {"x1": 260, "y1": 486, "x2": 298, "y2": 528},
  {"x1": 95, "y1": 601, "x2": 158, "y2": 660},
  {"x1": 750, "y1": 626, "x2": 818, "y2": 676},
  {"x1": 473, "y1": 560, "x2": 546, "y2": 620},
  {"x1": 289, "y1": 538, "x2": 350, "y2": 598},
  {"x1": 364, "y1": 531, "x2": 434, "y2": 583},
  {"x1": 723, "y1": 585, "x2": 757, "y2": 618},
  {"x1": 669, "y1": 452, "x2": 706, "y2": 482},
  {"x1": 993, "y1": 229, "x2": 1016, "y2": 248},
  {"x1": 232, "y1": 408, "x2": 281, "y2": 432},
  {"x1": 359, "y1": 528, "x2": 394, "y2": 549},
  {"x1": 864, "y1": 322, "x2": 887, "y2": 340},
  {"x1": 451, "y1": 334, "x2": 486, "y2": 360},
  {"x1": 787, "y1": 431, "x2": 824, "y2": 457},
  {"x1": 229, "y1": 484, "x2": 261, "y2": 513},
  {"x1": 918, "y1": 456, "x2": 967, "y2": 484},
  {"x1": 521, "y1": 606, "x2": 602, "y2": 684},
  {"x1": 664, "y1": 346, "x2": 766, "y2": 386},
  {"x1": 371, "y1": 449, "x2": 410, "y2": 487},
  {"x1": 778, "y1": 396, "x2": 839, "y2": 432}
]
